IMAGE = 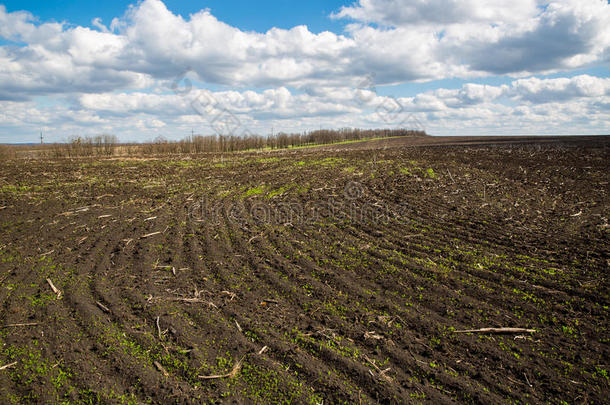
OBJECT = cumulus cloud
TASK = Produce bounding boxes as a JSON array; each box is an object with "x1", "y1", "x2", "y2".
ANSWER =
[
  {"x1": 69, "y1": 74, "x2": 609, "y2": 137},
  {"x1": 451, "y1": 0, "x2": 610, "y2": 74},
  {"x1": 0, "y1": 5, "x2": 152, "y2": 99},
  {"x1": 0, "y1": 1, "x2": 361, "y2": 96},
  {"x1": 78, "y1": 86, "x2": 359, "y2": 121},
  {"x1": 333, "y1": 0, "x2": 543, "y2": 26},
  {"x1": 0, "y1": 0, "x2": 609, "y2": 141},
  {"x1": 1, "y1": 0, "x2": 609, "y2": 98},
  {"x1": 2, "y1": 74, "x2": 608, "y2": 143},
  {"x1": 337, "y1": 0, "x2": 610, "y2": 76},
  {"x1": 385, "y1": 75, "x2": 610, "y2": 123},
  {"x1": 509, "y1": 75, "x2": 610, "y2": 102}
]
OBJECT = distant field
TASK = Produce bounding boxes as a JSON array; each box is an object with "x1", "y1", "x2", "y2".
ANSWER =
[{"x1": 0, "y1": 137, "x2": 608, "y2": 403}]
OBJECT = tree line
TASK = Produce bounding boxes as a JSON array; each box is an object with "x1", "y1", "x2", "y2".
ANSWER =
[
  {"x1": 49, "y1": 134, "x2": 119, "y2": 158},
  {"x1": 139, "y1": 128, "x2": 426, "y2": 155},
  {"x1": 2, "y1": 128, "x2": 427, "y2": 158}
]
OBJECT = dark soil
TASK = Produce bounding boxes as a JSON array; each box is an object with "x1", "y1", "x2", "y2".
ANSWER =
[{"x1": 0, "y1": 136, "x2": 608, "y2": 404}]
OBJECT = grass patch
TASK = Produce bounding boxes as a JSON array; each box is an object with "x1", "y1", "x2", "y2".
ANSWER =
[
  {"x1": 267, "y1": 185, "x2": 292, "y2": 198},
  {"x1": 245, "y1": 186, "x2": 265, "y2": 197}
]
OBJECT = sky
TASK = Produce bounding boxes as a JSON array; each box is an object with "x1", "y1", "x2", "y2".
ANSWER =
[{"x1": 0, "y1": 0, "x2": 609, "y2": 143}]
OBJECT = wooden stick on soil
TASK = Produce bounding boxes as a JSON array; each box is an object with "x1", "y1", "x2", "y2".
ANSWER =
[
  {"x1": 446, "y1": 168, "x2": 455, "y2": 183},
  {"x1": 363, "y1": 354, "x2": 392, "y2": 383},
  {"x1": 262, "y1": 299, "x2": 279, "y2": 304},
  {"x1": 199, "y1": 357, "x2": 244, "y2": 380},
  {"x1": 221, "y1": 291, "x2": 237, "y2": 301},
  {"x1": 154, "y1": 360, "x2": 169, "y2": 377},
  {"x1": 453, "y1": 327, "x2": 536, "y2": 334},
  {"x1": 1, "y1": 322, "x2": 38, "y2": 328},
  {"x1": 46, "y1": 278, "x2": 61, "y2": 299},
  {"x1": 258, "y1": 346, "x2": 269, "y2": 355},
  {"x1": 156, "y1": 316, "x2": 163, "y2": 340},
  {"x1": 141, "y1": 231, "x2": 162, "y2": 239},
  {"x1": 0, "y1": 362, "x2": 17, "y2": 371},
  {"x1": 96, "y1": 301, "x2": 110, "y2": 313},
  {"x1": 248, "y1": 233, "x2": 263, "y2": 243}
]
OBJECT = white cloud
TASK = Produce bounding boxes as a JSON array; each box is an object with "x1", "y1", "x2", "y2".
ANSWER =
[
  {"x1": 78, "y1": 86, "x2": 359, "y2": 121},
  {"x1": 24, "y1": 75, "x2": 601, "y2": 140},
  {"x1": 445, "y1": 0, "x2": 610, "y2": 74},
  {"x1": 394, "y1": 75, "x2": 610, "y2": 111},
  {"x1": 337, "y1": 0, "x2": 610, "y2": 77},
  {"x1": 509, "y1": 75, "x2": 610, "y2": 102},
  {"x1": 333, "y1": 0, "x2": 543, "y2": 26},
  {"x1": 1, "y1": 0, "x2": 609, "y2": 98},
  {"x1": 0, "y1": 6, "x2": 152, "y2": 100},
  {"x1": 0, "y1": 1, "x2": 609, "y2": 141}
]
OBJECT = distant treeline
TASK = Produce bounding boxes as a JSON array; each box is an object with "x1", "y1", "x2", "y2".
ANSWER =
[
  {"x1": 3, "y1": 128, "x2": 427, "y2": 158},
  {"x1": 140, "y1": 128, "x2": 426, "y2": 155},
  {"x1": 51, "y1": 134, "x2": 119, "y2": 157}
]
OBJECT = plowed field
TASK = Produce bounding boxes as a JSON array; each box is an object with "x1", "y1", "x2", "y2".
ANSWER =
[{"x1": 0, "y1": 138, "x2": 608, "y2": 404}]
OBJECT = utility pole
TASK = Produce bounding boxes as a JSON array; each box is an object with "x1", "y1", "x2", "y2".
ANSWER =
[{"x1": 40, "y1": 130, "x2": 43, "y2": 144}]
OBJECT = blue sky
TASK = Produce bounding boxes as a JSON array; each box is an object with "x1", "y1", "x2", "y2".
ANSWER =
[
  {"x1": 0, "y1": 0, "x2": 609, "y2": 142},
  {"x1": 1, "y1": 1, "x2": 351, "y2": 33}
]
